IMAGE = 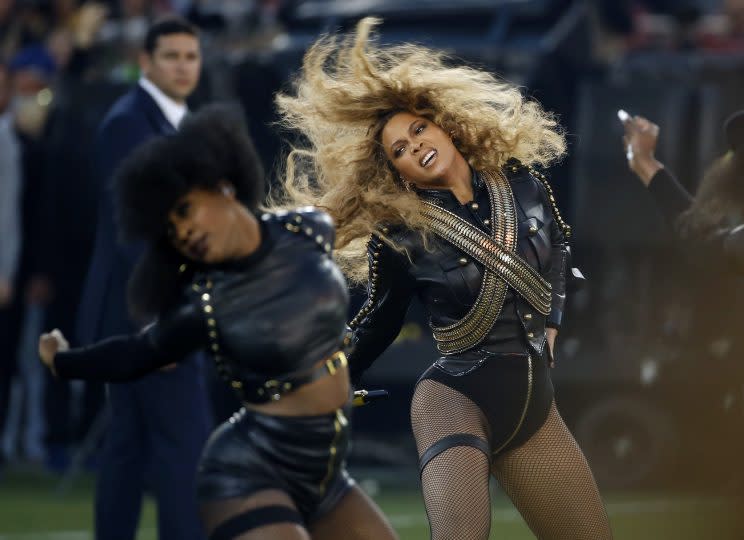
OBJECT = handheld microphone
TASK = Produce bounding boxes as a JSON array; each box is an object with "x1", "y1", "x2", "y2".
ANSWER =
[{"x1": 352, "y1": 389, "x2": 389, "y2": 407}]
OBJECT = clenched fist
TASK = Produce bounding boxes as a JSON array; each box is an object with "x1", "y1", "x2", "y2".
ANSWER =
[{"x1": 38, "y1": 329, "x2": 69, "y2": 374}]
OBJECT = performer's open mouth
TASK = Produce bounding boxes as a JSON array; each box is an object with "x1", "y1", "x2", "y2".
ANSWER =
[
  {"x1": 419, "y1": 148, "x2": 439, "y2": 168},
  {"x1": 420, "y1": 148, "x2": 437, "y2": 168}
]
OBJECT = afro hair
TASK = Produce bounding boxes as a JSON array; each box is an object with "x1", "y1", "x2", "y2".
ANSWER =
[
  {"x1": 113, "y1": 103, "x2": 266, "y2": 320},
  {"x1": 114, "y1": 102, "x2": 265, "y2": 244}
]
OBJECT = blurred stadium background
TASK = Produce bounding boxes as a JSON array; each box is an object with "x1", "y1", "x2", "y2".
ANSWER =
[{"x1": 1, "y1": 0, "x2": 744, "y2": 538}]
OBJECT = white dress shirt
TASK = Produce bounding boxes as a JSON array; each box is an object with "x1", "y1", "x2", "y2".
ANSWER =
[{"x1": 138, "y1": 76, "x2": 188, "y2": 129}]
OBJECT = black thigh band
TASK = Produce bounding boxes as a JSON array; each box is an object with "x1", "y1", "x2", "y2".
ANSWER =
[
  {"x1": 418, "y1": 433, "x2": 490, "y2": 473},
  {"x1": 209, "y1": 505, "x2": 304, "y2": 540}
]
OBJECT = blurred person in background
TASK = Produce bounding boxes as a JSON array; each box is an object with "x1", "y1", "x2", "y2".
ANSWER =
[
  {"x1": 38, "y1": 103, "x2": 399, "y2": 540},
  {"x1": 622, "y1": 111, "x2": 744, "y2": 490},
  {"x1": 0, "y1": 0, "x2": 18, "y2": 61},
  {"x1": 74, "y1": 16, "x2": 210, "y2": 540},
  {"x1": 94, "y1": 0, "x2": 174, "y2": 82},
  {"x1": 617, "y1": 0, "x2": 744, "y2": 52},
  {"x1": 694, "y1": 0, "x2": 744, "y2": 50},
  {"x1": 275, "y1": 18, "x2": 611, "y2": 540},
  {"x1": 621, "y1": 111, "x2": 744, "y2": 270},
  {"x1": 38, "y1": 1, "x2": 111, "y2": 473},
  {"x1": 0, "y1": 0, "x2": 51, "y2": 61},
  {"x1": 0, "y1": 61, "x2": 22, "y2": 468},
  {"x1": 44, "y1": 1, "x2": 109, "y2": 78},
  {"x1": 0, "y1": 44, "x2": 56, "y2": 467}
]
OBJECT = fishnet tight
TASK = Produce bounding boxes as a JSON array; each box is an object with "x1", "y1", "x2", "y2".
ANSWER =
[
  {"x1": 411, "y1": 380, "x2": 612, "y2": 540},
  {"x1": 411, "y1": 380, "x2": 493, "y2": 540},
  {"x1": 492, "y1": 401, "x2": 612, "y2": 539}
]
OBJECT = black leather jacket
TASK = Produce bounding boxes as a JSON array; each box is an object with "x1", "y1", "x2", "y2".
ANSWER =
[
  {"x1": 55, "y1": 209, "x2": 350, "y2": 397},
  {"x1": 348, "y1": 165, "x2": 569, "y2": 382}
]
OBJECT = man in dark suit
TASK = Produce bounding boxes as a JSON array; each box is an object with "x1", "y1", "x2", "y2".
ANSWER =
[{"x1": 76, "y1": 17, "x2": 211, "y2": 540}]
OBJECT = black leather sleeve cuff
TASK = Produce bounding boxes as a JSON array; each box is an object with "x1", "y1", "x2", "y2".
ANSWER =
[{"x1": 546, "y1": 307, "x2": 563, "y2": 329}]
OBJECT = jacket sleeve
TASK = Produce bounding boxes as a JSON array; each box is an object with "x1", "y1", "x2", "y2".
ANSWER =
[
  {"x1": 530, "y1": 170, "x2": 569, "y2": 329},
  {"x1": 54, "y1": 300, "x2": 207, "y2": 381},
  {"x1": 646, "y1": 168, "x2": 694, "y2": 225},
  {"x1": 346, "y1": 234, "x2": 415, "y2": 384}
]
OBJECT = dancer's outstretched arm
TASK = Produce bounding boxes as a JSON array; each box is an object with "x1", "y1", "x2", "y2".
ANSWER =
[{"x1": 39, "y1": 302, "x2": 206, "y2": 381}]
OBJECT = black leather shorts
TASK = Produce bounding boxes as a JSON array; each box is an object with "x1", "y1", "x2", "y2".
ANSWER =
[
  {"x1": 418, "y1": 348, "x2": 554, "y2": 458},
  {"x1": 196, "y1": 405, "x2": 354, "y2": 523}
]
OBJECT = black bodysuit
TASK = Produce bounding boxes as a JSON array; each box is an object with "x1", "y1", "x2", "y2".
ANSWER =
[
  {"x1": 53, "y1": 208, "x2": 356, "y2": 522},
  {"x1": 348, "y1": 164, "x2": 570, "y2": 459}
]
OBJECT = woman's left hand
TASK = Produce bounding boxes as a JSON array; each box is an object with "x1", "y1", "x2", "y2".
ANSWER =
[
  {"x1": 38, "y1": 329, "x2": 69, "y2": 374},
  {"x1": 546, "y1": 328, "x2": 558, "y2": 368}
]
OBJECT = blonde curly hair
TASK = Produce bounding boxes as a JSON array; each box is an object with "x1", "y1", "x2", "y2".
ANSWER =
[{"x1": 272, "y1": 17, "x2": 566, "y2": 284}]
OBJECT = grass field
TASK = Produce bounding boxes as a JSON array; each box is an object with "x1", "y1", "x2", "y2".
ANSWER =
[{"x1": 1, "y1": 468, "x2": 742, "y2": 539}]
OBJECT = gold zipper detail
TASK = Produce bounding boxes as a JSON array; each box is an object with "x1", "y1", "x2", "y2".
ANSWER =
[{"x1": 319, "y1": 409, "x2": 348, "y2": 495}]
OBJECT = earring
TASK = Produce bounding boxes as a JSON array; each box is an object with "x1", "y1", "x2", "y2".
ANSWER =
[{"x1": 403, "y1": 179, "x2": 415, "y2": 192}]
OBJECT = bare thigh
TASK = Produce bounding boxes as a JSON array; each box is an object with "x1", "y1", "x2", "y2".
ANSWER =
[
  {"x1": 200, "y1": 489, "x2": 311, "y2": 540},
  {"x1": 308, "y1": 485, "x2": 398, "y2": 540}
]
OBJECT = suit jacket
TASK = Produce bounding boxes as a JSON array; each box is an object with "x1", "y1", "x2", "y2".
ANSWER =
[{"x1": 76, "y1": 85, "x2": 176, "y2": 344}]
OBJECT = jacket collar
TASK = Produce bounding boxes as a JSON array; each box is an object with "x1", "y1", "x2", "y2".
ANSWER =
[
  {"x1": 133, "y1": 85, "x2": 178, "y2": 135},
  {"x1": 138, "y1": 77, "x2": 187, "y2": 129},
  {"x1": 415, "y1": 167, "x2": 485, "y2": 206}
]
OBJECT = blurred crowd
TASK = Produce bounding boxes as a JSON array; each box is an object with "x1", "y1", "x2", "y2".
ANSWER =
[
  {"x1": 593, "y1": 0, "x2": 744, "y2": 61},
  {"x1": 1, "y1": 0, "x2": 744, "y2": 484}
]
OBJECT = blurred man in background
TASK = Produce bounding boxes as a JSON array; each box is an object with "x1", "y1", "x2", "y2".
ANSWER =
[{"x1": 75, "y1": 17, "x2": 211, "y2": 540}]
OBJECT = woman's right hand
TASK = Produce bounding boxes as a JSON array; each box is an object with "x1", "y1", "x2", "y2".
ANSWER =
[
  {"x1": 38, "y1": 329, "x2": 69, "y2": 374},
  {"x1": 620, "y1": 114, "x2": 665, "y2": 186}
]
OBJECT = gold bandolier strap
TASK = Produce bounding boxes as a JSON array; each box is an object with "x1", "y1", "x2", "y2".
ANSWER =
[
  {"x1": 428, "y1": 170, "x2": 513, "y2": 354},
  {"x1": 425, "y1": 170, "x2": 552, "y2": 354}
]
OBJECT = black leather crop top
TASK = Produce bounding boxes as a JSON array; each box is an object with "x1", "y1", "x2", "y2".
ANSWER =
[{"x1": 54, "y1": 208, "x2": 350, "y2": 399}]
